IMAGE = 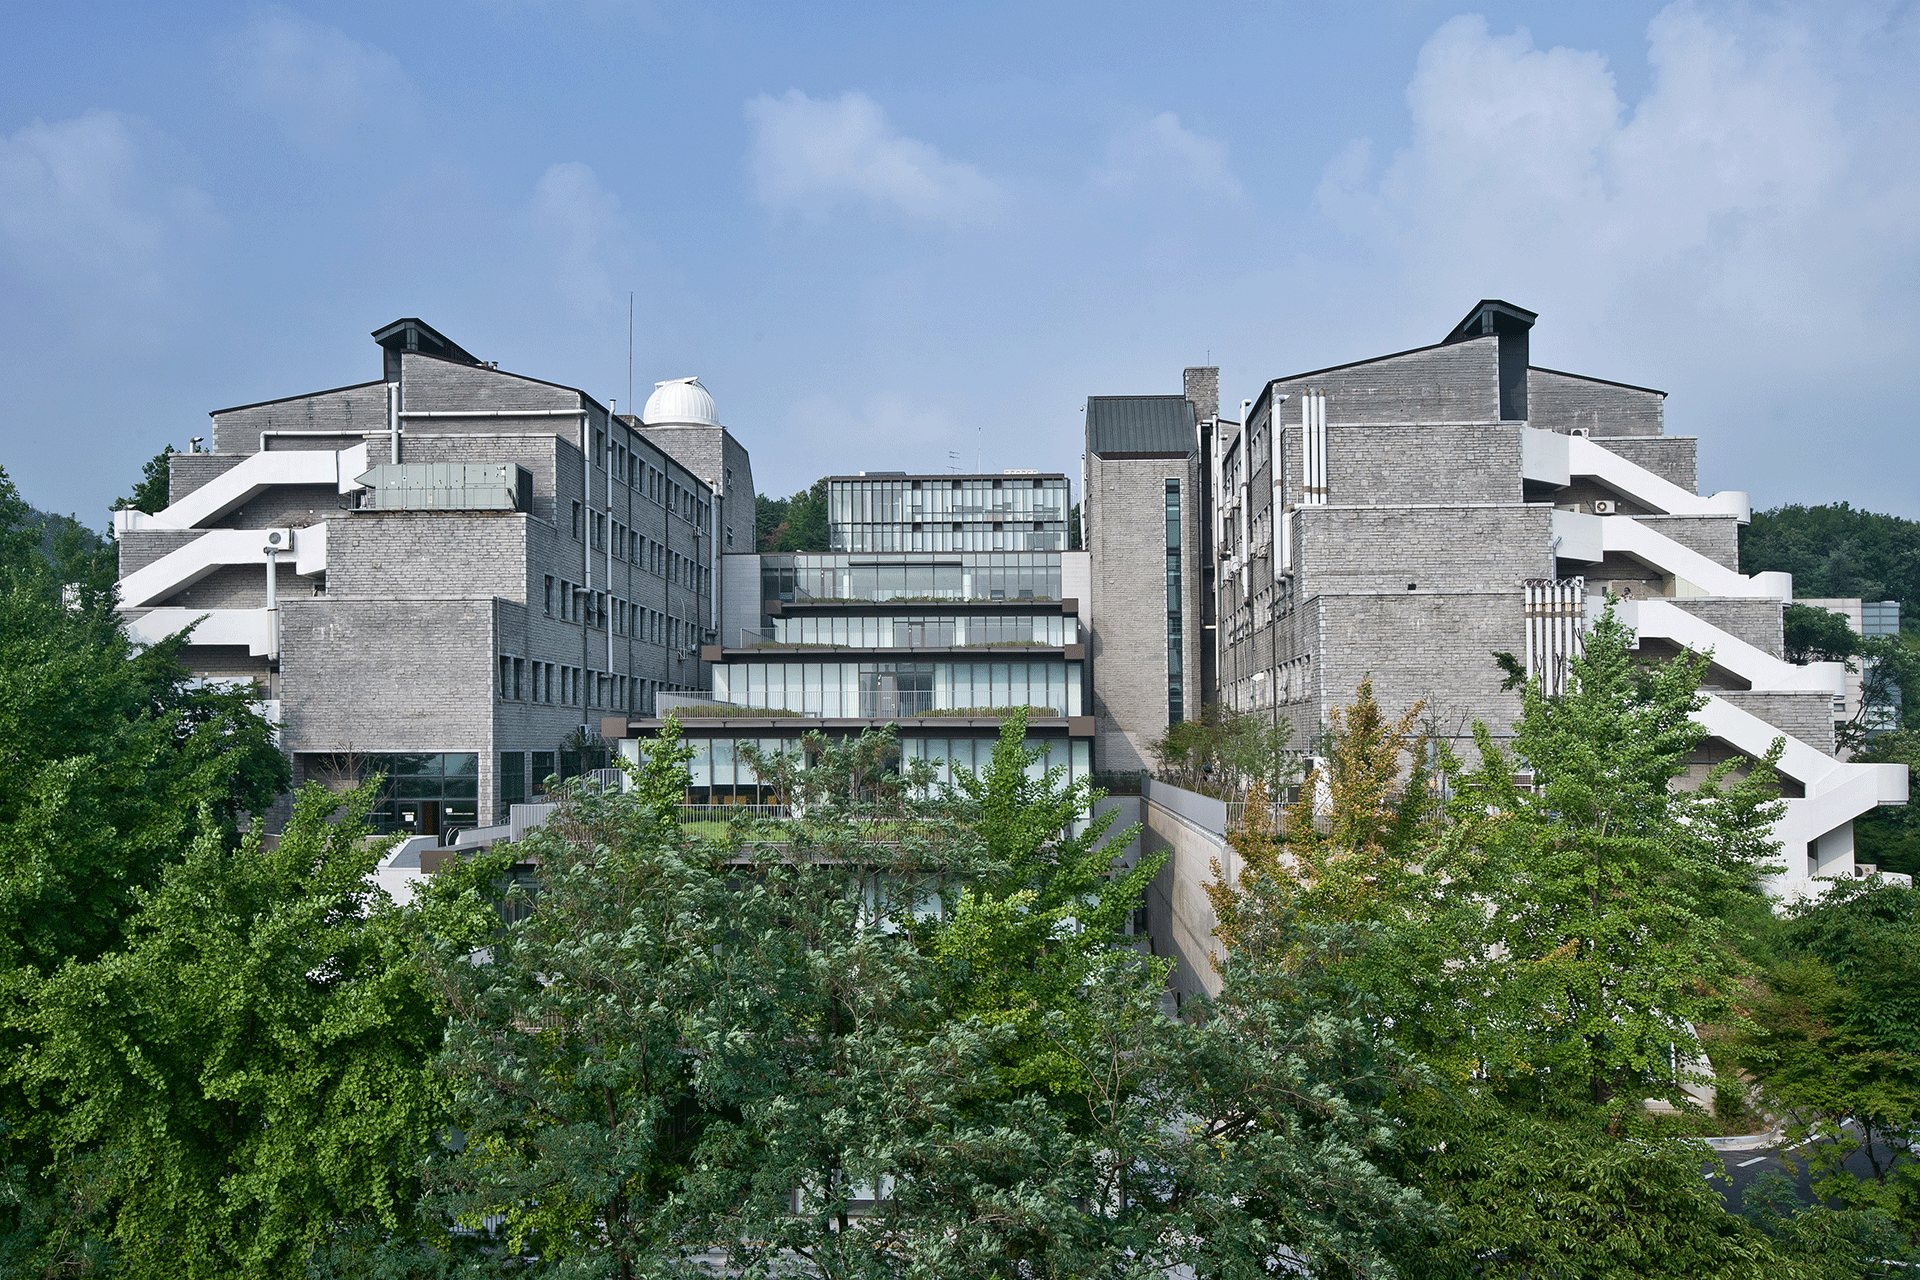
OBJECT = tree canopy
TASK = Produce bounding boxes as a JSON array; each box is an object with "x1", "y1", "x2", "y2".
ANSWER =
[
  {"x1": 1741, "y1": 503, "x2": 1920, "y2": 627},
  {"x1": 757, "y1": 479, "x2": 830, "y2": 552}
]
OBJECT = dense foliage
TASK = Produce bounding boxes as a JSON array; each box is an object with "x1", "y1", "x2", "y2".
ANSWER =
[
  {"x1": 6, "y1": 455, "x2": 1919, "y2": 1275},
  {"x1": 1742, "y1": 503, "x2": 1920, "y2": 626},
  {"x1": 756, "y1": 479, "x2": 829, "y2": 552},
  {"x1": 1147, "y1": 704, "x2": 1296, "y2": 800},
  {"x1": 1210, "y1": 608, "x2": 1904, "y2": 1277}
]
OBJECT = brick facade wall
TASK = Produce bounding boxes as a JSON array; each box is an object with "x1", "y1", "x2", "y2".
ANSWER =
[
  {"x1": 1593, "y1": 435, "x2": 1697, "y2": 490},
  {"x1": 1671, "y1": 598, "x2": 1785, "y2": 658},
  {"x1": 210, "y1": 382, "x2": 389, "y2": 453},
  {"x1": 1637, "y1": 515, "x2": 1741, "y2": 570},
  {"x1": 1086, "y1": 451, "x2": 1199, "y2": 773},
  {"x1": 1526, "y1": 368, "x2": 1665, "y2": 436},
  {"x1": 1271, "y1": 338, "x2": 1501, "y2": 424}
]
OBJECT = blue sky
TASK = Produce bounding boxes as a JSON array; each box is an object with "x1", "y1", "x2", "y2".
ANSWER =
[{"x1": 4, "y1": 1, "x2": 1916, "y2": 522}]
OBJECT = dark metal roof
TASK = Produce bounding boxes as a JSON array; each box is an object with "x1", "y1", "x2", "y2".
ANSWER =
[
  {"x1": 1443, "y1": 299, "x2": 1537, "y2": 345},
  {"x1": 371, "y1": 317, "x2": 480, "y2": 366},
  {"x1": 1086, "y1": 395, "x2": 1195, "y2": 457}
]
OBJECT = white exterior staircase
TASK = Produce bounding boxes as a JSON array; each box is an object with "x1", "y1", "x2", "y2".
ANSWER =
[
  {"x1": 1523, "y1": 426, "x2": 1750, "y2": 519},
  {"x1": 1610, "y1": 598, "x2": 1843, "y2": 695},
  {"x1": 116, "y1": 524, "x2": 326, "y2": 608},
  {"x1": 114, "y1": 444, "x2": 367, "y2": 533},
  {"x1": 115, "y1": 447, "x2": 356, "y2": 657}
]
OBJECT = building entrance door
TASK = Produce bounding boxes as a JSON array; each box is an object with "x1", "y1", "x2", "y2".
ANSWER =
[{"x1": 398, "y1": 801, "x2": 441, "y2": 837}]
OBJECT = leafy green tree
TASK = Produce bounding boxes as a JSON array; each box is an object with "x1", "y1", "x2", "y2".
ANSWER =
[
  {"x1": 0, "y1": 466, "x2": 289, "y2": 972},
  {"x1": 1786, "y1": 601, "x2": 1865, "y2": 664},
  {"x1": 699, "y1": 721, "x2": 1431, "y2": 1278},
  {"x1": 930, "y1": 710, "x2": 1158, "y2": 1094},
  {"x1": 1148, "y1": 704, "x2": 1297, "y2": 801},
  {"x1": 7, "y1": 781, "x2": 480, "y2": 1278},
  {"x1": 114, "y1": 446, "x2": 175, "y2": 517},
  {"x1": 757, "y1": 478, "x2": 830, "y2": 553},
  {"x1": 1215, "y1": 619, "x2": 1814, "y2": 1273},
  {"x1": 0, "y1": 464, "x2": 292, "y2": 1273},
  {"x1": 1729, "y1": 881, "x2": 1920, "y2": 1244},
  {"x1": 1742, "y1": 504, "x2": 1920, "y2": 627},
  {"x1": 423, "y1": 719, "x2": 729, "y2": 1275},
  {"x1": 1855, "y1": 729, "x2": 1920, "y2": 877},
  {"x1": 1397, "y1": 1107, "x2": 1790, "y2": 1279},
  {"x1": 1445, "y1": 603, "x2": 1785, "y2": 1108}
]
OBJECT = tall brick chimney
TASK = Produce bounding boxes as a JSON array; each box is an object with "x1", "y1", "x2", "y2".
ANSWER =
[{"x1": 1183, "y1": 366, "x2": 1220, "y2": 421}]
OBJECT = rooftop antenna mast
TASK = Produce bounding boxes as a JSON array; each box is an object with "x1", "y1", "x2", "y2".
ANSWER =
[{"x1": 627, "y1": 292, "x2": 634, "y2": 417}]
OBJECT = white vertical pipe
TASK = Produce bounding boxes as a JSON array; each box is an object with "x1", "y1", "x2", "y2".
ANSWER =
[
  {"x1": 1270, "y1": 393, "x2": 1287, "y2": 580},
  {"x1": 263, "y1": 543, "x2": 280, "y2": 659}
]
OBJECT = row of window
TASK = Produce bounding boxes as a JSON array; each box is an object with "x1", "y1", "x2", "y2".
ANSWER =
[
  {"x1": 544, "y1": 575, "x2": 695, "y2": 648},
  {"x1": 669, "y1": 733, "x2": 1089, "y2": 797},
  {"x1": 498, "y1": 655, "x2": 696, "y2": 713},
  {"x1": 828, "y1": 476, "x2": 1068, "y2": 526},
  {"x1": 769, "y1": 613, "x2": 1079, "y2": 648},
  {"x1": 711, "y1": 659, "x2": 1083, "y2": 719},
  {"x1": 498, "y1": 657, "x2": 586, "y2": 705},
  {"x1": 759, "y1": 554, "x2": 1064, "y2": 605},
  {"x1": 1166, "y1": 479, "x2": 1184, "y2": 726},
  {"x1": 831, "y1": 526, "x2": 1067, "y2": 554},
  {"x1": 593, "y1": 429, "x2": 711, "y2": 531},
  {"x1": 569, "y1": 506, "x2": 712, "y2": 594}
]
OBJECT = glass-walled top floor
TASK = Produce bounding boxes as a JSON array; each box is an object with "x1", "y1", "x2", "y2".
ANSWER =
[
  {"x1": 762, "y1": 554, "x2": 1063, "y2": 605},
  {"x1": 829, "y1": 475, "x2": 1069, "y2": 525}
]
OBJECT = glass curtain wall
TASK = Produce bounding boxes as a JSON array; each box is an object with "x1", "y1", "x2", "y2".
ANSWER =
[
  {"x1": 713, "y1": 660, "x2": 1082, "y2": 717},
  {"x1": 830, "y1": 477, "x2": 1070, "y2": 552},
  {"x1": 761, "y1": 554, "x2": 1063, "y2": 604},
  {"x1": 667, "y1": 733, "x2": 1090, "y2": 801},
  {"x1": 770, "y1": 614, "x2": 1077, "y2": 647}
]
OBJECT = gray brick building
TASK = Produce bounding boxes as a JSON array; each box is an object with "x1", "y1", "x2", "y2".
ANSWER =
[
  {"x1": 1087, "y1": 300, "x2": 1907, "y2": 897},
  {"x1": 115, "y1": 318, "x2": 741, "y2": 838}
]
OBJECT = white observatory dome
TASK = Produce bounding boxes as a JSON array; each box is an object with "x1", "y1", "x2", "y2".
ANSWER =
[{"x1": 641, "y1": 377, "x2": 718, "y2": 427}]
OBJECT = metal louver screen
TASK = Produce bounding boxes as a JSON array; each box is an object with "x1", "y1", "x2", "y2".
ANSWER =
[{"x1": 1524, "y1": 577, "x2": 1586, "y2": 695}]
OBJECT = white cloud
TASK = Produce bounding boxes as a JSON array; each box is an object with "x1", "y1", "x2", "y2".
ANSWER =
[
  {"x1": 0, "y1": 110, "x2": 220, "y2": 336},
  {"x1": 526, "y1": 161, "x2": 633, "y2": 314},
  {"x1": 743, "y1": 90, "x2": 1003, "y2": 225},
  {"x1": 1314, "y1": 4, "x2": 1920, "y2": 378},
  {"x1": 1093, "y1": 112, "x2": 1242, "y2": 200},
  {"x1": 218, "y1": 10, "x2": 412, "y2": 149}
]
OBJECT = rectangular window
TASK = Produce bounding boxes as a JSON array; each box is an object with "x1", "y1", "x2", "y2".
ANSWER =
[
  {"x1": 499, "y1": 751, "x2": 525, "y2": 822},
  {"x1": 1166, "y1": 479, "x2": 1184, "y2": 725},
  {"x1": 571, "y1": 501, "x2": 582, "y2": 541},
  {"x1": 594, "y1": 430, "x2": 605, "y2": 465},
  {"x1": 531, "y1": 750, "x2": 555, "y2": 796},
  {"x1": 596, "y1": 591, "x2": 607, "y2": 629},
  {"x1": 544, "y1": 575, "x2": 554, "y2": 617},
  {"x1": 498, "y1": 655, "x2": 511, "y2": 698},
  {"x1": 512, "y1": 657, "x2": 524, "y2": 700}
]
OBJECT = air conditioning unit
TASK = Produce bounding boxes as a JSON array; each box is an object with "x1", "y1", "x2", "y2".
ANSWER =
[
  {"x1": 1592, "y1": 499, "x2": 1617, "y2": 515},
  {"x1": 1570, "y1": 427, "x2": 1591, "y2": 438}
]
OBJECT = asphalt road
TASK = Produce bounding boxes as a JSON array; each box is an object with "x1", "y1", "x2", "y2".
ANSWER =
[{"x1": 1714, "y1": 1128, "x2": 1906, "y2": 1212}]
